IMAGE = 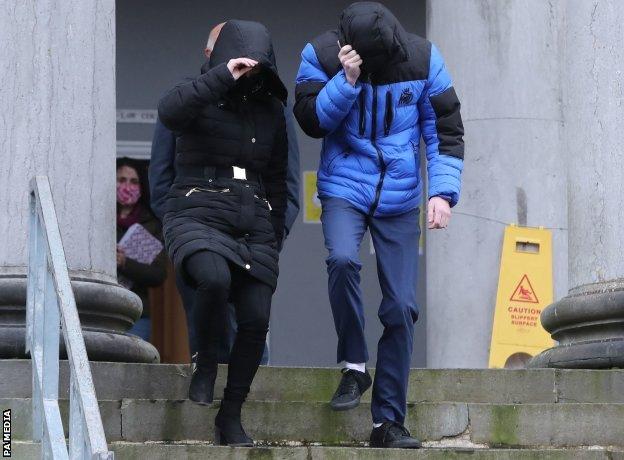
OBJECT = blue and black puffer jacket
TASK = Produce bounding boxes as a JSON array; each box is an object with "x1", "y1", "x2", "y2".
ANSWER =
[{"x1": 294, "y1": 2, "x2": 464, "y2": 216}]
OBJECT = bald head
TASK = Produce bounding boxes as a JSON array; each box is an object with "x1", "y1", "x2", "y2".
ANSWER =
[{"x1": 205, "y1": 22, "x2": 226, "y2": 58}]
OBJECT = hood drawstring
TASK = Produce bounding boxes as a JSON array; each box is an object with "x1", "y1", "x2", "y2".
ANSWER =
[
  {"x1": 358, "y1": 89, "x2": 366, "y2": 136},
  {"x1": 384, "y1": 90, "x2": 394, "y2": 137}
]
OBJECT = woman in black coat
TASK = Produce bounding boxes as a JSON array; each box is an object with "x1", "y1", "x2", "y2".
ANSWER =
[{"x1": 158, "y1": 20, "x2": 288, "y2": 446}]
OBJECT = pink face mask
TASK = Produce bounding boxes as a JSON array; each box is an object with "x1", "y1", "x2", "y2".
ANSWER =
[{"x1": 117, "y1": 183, "x2": 141, "y2": 206}]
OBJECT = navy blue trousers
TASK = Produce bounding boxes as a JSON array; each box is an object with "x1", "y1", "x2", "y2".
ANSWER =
[{"x1": 321, "y1": 197, "x2": 420, "y2": 424}]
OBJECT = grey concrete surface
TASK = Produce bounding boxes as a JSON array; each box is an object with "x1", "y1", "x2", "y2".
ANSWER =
[
  {"x1": 14, "y1": 442, "x2": 623, "y2": 460},
  {"x1": 0, "y1": 0, "x2": 156, "y2": 361},
  {"x1": 530, "y1": 1, "x2": 624, "y2": 369},
  {"x1": 563, "y1": 1, "x2": 624, "y2": 290},
  {"x1": 3, "y1": 361, "x2": 624, "y2": 404},
  {"x1": 0, "y1": 0, "x2": 117, "y2": 281},
  {"x1": 424, "y1": 0, "x2": 568, "y2": 368},
  {"x1": 119, "y1": 400, "x2": 469, "y2": 443},
  {"x1": 0, "y1": 398, "x2": 121, "y2": 442},
  {"x1": 6, "y1": 397, "x2": 624, "y2": 447},
  {"x1": 469, "y1": 403, "x2": 624, "y2": 447}
]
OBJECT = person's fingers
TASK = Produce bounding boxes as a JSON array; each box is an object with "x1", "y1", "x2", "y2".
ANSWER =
[
  {"x1": 338, "y1": 45, "x2": 353, "y2": 58},
  {"x1": 344, "y1": 50, "x2": 358, "y2": 61},
  {"x1": 340, "y1": 53, "x2": 357, "y2": 66},
  {"x1": 345, "y1": 54, "x2": 361, "y2": 65},
  {"x1": 433, "y1": 207, "x2": 443, "y2": 228},
  {"x1": 236, "y1": 60, "x2": 253, "y2": 69},
  {"x1": 427, "y1": 200, "x2": 434, "y2": 224},
  {"x1": 233, "y1": 58, "x2": 257, "y2": 68},
  {"x1": 347, "y1": 59, "x2": 363, "y2": 69},
  {"x1": 238, "y1": 66, "x2": 254, "y2": 77}
]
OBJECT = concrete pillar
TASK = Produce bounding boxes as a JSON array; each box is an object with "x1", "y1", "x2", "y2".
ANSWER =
[
  {"x1": 0, "y1": 0, "x2": 158, "y2": 362},
  {"x1": 425, "y1": 1, "x2": 568, "y2": 367},
  {"x1": 530, "y1": 0, "x2": 624, "y2": 368}
]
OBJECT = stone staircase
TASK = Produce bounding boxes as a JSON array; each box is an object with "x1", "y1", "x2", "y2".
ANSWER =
[{"x1": 4, "y1": 360, "x2": 623, "y2": 459}]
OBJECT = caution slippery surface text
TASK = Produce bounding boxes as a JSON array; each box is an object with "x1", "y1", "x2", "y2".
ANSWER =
[{"x1": 488, "y1": 225, "x2": 554, "y2": 368}]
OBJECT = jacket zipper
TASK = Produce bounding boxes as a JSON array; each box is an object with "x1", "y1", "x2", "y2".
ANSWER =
[
  {"x1": 186, "y1": 187, "x2": 271, "y2": 210},
  {"x1": 369, "y1": 81, "x2": 387, "y2": 216},
  {"x1": 358, "y1": 89, "x2": 366, "y2": 136},
  {"x1": 384, "y1": 90, "x2": 394, "y2": 136},
  {"x1": 257, "y1": 196, "x2": 272, "y2": 211},
  {"x1": 185, "y1": 187, "x2": 230, "y2": 196}
]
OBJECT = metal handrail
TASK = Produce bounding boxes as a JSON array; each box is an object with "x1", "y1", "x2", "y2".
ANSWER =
[{"x1": 25, "y1": 176, "x2": 114, "y2": 459}]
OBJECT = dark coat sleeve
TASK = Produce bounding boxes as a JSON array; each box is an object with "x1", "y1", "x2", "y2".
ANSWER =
[
  {"x1": 263, "y1": 108, "x2": 288, "y2": 248},
  {"x1": 157, "y1": 63, "x2": 236, "y2": 132},
  {"x1": 284, "y1": 104, "x2": 300, "y2": 236},
  {"x1": 118, "y1": 250, "x2": 167, "y2": 288},
  {"x1": 148, "y1": 117, "x2": 176, "y2": 221}
]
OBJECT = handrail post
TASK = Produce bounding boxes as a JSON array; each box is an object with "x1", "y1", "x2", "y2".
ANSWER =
[
  {"x1": 26, "y1": 194, "x2": 37, "y2": 354},
  {"x1": 31, "y1": 219, "x2": 47, "y2": 443},
  {"x1": 26, "y1": 176, "x2": 114, "y2": 460},
  {"x1": 42, "y1": 266, "x2": 60, "y2": 402},
  {"x1": 68, "y1": 378, "x2": 85, "y2": 458}
]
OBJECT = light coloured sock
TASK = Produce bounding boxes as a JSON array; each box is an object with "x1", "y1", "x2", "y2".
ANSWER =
[
  {"x1": 373, "y1": 423, "x2": 383, "y2": 428},
  {"x1": 344, "y1": 362, "x2": 366, "y2": 373}
]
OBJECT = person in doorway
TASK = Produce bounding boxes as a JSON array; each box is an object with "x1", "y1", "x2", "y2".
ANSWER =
[
  {"x1": 294, "y1": 2, "x2": 464, "y2": 449},
  {"x1": 158, "y1": 20, "x2": 289, "y2": 446},
  {"x1": 116, "y1": 158, "x2": 167, "y2": 342},
  {"x1": 149, "y1": 22, "x2": 300, "y2": 365}
]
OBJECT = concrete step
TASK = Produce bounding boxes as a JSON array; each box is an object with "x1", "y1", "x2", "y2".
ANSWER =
[
  {"x1": 13, "y1": 442, "x2": 624, "y2": 459},
  {"x1": 2, "y1": 360, "x2": 624, "y2": 404},
  {"x1": 5, "y1": 398, "x2": 624, "y2": 448}
]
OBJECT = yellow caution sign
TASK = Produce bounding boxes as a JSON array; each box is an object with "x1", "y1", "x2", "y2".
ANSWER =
[
  {"x1": 488, "y1": 225, "x2": 554, "y2": 368},
  {"x1": 303, "y1": 171, "x2": 322, "y2": 223}
]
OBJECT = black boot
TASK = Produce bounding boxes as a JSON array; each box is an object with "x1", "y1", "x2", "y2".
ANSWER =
[
  {"x1": 370, "y1": 422, "x2": 422, "y2": 449},
  {"x1": 214, "y1": 400, "x2": 253, "y2": 447},
  {"x1": 330, "y1": 368, "x2": 372, "y2": 411},
  {"x1": 188, "y1": 351, "x2": 218, "y2": 405}
]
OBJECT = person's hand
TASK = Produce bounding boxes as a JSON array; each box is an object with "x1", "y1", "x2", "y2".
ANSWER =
[
  {"x1": 227, "y1": 58, "x2": 258, "y2": 80},
  {"x1": 427, "y1": 196, "x2": 451, "y2": 229},
  {"x1": 338, "y1": 43, "x2": 362, "y2": 86},
  {"x1": 116, "y1": 247, "x2": 126, "y2": 267}
]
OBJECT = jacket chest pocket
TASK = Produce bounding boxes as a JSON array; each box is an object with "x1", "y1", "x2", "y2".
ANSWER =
[{"x1": 383, "y1": 90, "x2": 395, "y2": 137}]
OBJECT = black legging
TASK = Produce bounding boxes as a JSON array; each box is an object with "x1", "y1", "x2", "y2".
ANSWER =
[{"x1": 184, "y1": 250, "x2": 272, "y2": 402}]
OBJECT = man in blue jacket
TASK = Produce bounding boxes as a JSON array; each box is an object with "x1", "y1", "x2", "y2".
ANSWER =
[
  {"x1": 149, "y1": 22, "x2": 301, "y2": 363},
  {"x1": 294, "y1": 2, "x2": 464, "y2": 449}
]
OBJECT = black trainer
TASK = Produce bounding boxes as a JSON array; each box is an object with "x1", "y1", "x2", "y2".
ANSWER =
[
  {"x1": 188, "y1": 351, "x2": 218, "y2": 405},
  {"x1": 329, "y1": 368, "x2": 372, "y2": 411},
  {"x1": 370, "y1": 422, "x2": 422, "y2": 449}
]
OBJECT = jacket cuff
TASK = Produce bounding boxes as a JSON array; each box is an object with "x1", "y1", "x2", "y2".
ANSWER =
[
  {"x1": 429, "y1": 191, "x2": 459, "y2": 208},
  {"x1": 432, "y1": 194, "x2": 452, "y2": 203},
  {"x1": 327, "y1": 70, "x2": 361, "y2": 104},
  {"x1": 203, "y1": 62, "x2": 236, "y2": 88},
  {"x1": 271, "y1": 215, "x2": 285, "y2": 248}
]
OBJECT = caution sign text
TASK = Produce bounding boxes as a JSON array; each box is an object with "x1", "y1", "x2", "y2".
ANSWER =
[{"x1": 488, "y1": 226, "x2": 554, "y2": 368}]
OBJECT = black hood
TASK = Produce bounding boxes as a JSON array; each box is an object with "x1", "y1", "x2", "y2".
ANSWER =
[
  {"x1": 207, "y1": 20, "x2": 287, "y2": 103},
  {"x1": 338, "y1": 2, "x2": 410, "y2": 75}
]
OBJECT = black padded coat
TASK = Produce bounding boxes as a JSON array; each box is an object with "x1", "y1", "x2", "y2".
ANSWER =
[{"x1": 158, "y1": 20, "x2": 288, "y2": 290}]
